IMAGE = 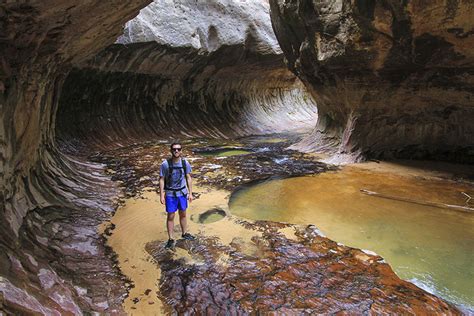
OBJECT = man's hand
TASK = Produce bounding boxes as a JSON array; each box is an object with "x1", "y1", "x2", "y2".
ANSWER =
[
  {"x1": 185, "y1": 174, "x2": 193, "y2": 203},
  {"x1": 159, "y1": 177, "x2": 165, "y2": 205}
]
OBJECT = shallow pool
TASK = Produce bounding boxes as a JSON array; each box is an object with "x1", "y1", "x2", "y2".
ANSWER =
[
  {"x1": 198, "y1": 148, "x2": 252, "y2": 157},
  {"x1": 229, "y1": 167, "x2": 474, "y2": 309}
]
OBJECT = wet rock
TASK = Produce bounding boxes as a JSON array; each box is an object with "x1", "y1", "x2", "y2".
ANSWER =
[
  {"x1": 0, "y1": 277, "x2": 60, "y2": 315},
  {"x1": 147, "y1": 221, "x2": 460, "y2": 314},
  {"x1": 1, "y1": 0, "x2": 471, "y2": 314},
  {"x1": 103, "y1": 223, "x2": 116, "y2": 237},
  {"x1": 89, "y1": 135, "x2": 333, "y2": 198}
]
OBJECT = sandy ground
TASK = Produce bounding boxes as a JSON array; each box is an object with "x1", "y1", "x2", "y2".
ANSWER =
[
  {"x1": 100, "y1": 189, "x2": 165, "y2": 314},
  {"x1": 102, "y1": 185, "x2": 264, "y2": 315}
]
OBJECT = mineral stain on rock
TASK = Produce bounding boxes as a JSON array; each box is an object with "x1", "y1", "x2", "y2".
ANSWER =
[{"x1": 146, "y1": 221, "x2": 460, "y2": 314}]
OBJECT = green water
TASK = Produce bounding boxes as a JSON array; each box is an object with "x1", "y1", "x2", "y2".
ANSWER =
[
  {"x1": 199, "y1": 149, "x2": 251, "y2": 157},
  {"x1": 191, "y1": 208, "x2": 227, "y2": 224},
  {"x1": 229, "y1": 167, "x2": 474, "y2": 310},
  {"x1": 200, "y1": 212, "x2": 225, "y2": 224},
  {"x1": 253, "y1": 137, "x2": 287, "y2": 144}
]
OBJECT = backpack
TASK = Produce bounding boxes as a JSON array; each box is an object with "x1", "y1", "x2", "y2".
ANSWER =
[{"x1": 164, "y1": 158, "x2": 188, "y2": 193}]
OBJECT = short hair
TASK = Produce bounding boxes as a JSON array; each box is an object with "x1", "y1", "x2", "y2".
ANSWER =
[{"x1": 170, "y1": 142, "x2": 182, "y2": 150}]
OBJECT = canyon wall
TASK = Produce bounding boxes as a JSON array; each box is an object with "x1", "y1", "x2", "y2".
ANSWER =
[
  {"x1": 56, "y1": 0, "x2": 317, "y2": 149},
  {"x1": 0, "y1": 0, "x2": 315, "y2": 313},
  {"x1": 270, "y1": 0, "x2": 474, "y2": 162},
  {"x1": 1, "y1": 0, "x2": 472, "y2": 313},
  {"x1": 57, "y1": 45, "x2": 316, "y2": 148},
  {"x1": 0, "y1": 1, "x2": 151, "y2": 313}
]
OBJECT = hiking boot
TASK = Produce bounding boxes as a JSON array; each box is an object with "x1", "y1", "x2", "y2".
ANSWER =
[
  {"x1": 165, "y1": 239, "x2": 175, "y2": 249},
  {"x1": 182, "y1": 233, "x2": 195, "y2": 241}
]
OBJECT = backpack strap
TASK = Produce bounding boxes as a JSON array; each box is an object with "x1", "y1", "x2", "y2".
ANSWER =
[
  {"x1": 181, "y1": 158, "x2": 187, "y2": 175},
  {"x1": 179, "y1": 158, "x2": 188, "y2": 198},
  {"x1": 164, "y1": 158, "x2": 188, "y2": 193},
  {"x1": 165, "y1": 158, "x2": 173, "y2": 190}
]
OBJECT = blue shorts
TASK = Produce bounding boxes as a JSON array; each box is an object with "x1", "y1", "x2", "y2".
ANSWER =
[{"x1": 165, "y1": 195, "x2": 188, "y2": 213}]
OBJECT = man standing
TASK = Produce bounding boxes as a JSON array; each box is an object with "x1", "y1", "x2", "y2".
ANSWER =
[{"x1": 159, "y1": 142, "x2": 195, "y2": 249}]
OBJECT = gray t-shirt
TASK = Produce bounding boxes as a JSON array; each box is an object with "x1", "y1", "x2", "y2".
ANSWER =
[{"x1": 160, "y1": 158, "x2": 192, "y2": 197}]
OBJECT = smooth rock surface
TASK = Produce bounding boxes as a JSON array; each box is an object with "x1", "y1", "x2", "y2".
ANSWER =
[
  {"x1": 119, "y1": 0, "x2": 282, "y2": 54},
  {"x1": 269, "y1": 0, "x2": 474, "y2": 162},
  {"x1": 57, "y1": 44, "x2": 316, "y2": 148}
]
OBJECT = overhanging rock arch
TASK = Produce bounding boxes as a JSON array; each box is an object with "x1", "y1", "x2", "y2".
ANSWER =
[{"x1": 270, "y1": 0, "x2": 474, "y2": 163}]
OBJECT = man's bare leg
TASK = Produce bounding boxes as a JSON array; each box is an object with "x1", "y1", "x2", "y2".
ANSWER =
[
  {"x1": 178, "y1": 210, "x2": 187, "y2": 235},
  {"x1": 167, "y1": 212, "x2": 175, "y2": 240}
]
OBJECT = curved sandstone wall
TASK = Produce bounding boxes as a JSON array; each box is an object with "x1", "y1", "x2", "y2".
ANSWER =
[
  {"x1": 56, "y1": 44, "x2": 316, "y2": 148},
  {"x1": 56, "y1": 0, "x2": 317, "y2": 149},
  {"x1": 0, "y1": 1, "x2": 151, "y2": 313},
  {"x1": 269, "y1": 0, "x2": 474, "y2": 162}
]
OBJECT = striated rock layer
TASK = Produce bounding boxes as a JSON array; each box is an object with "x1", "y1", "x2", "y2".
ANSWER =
[
  {"x1": 56, "y1": 0, "x2": 317, "y2": 149},
  {"x1": 0, "y1": 1, "x2": 151, "y2": 313},
  {"x1": 56, "y1": 43, "x2": 316, "y2": 148},
  {"x1": 269, "y1": 0, "x2": 474, "y2": 162}
]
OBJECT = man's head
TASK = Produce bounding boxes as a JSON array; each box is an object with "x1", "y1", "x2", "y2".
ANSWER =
[{"x1": 170, "y1": 142, "x2": 183, "y2": 158}]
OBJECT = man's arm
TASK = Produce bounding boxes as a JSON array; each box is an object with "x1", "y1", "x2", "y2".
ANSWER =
[
  {"x1": 159, "y1": 176, "x2": 165, "y2": 204},
  {"x1": 185, "y1": 173, "x2": 193, "y2": 202}
]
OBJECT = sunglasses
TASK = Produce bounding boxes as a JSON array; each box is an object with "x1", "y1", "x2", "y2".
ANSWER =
[{"x1": 171, "y1": 148, "x2": 182, "y2": 152}]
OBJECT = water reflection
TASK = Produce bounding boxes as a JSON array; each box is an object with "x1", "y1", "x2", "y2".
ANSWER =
[{"x1": 229, "y1": 167, "x2": 474, "y2": 309}]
